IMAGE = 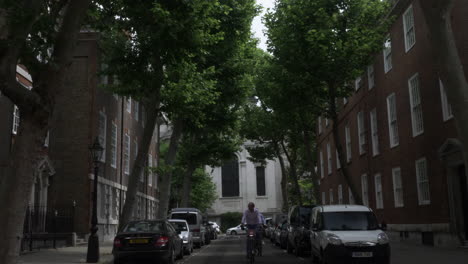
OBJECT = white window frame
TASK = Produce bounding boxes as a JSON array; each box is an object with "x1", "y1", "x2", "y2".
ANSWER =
[
  {"x1": 126, "y1": 97, "x2": 132, "y2": 113},
  {"x1": 355, "y1": 76, "x2": 362, "y2": 91},
  {"x1": 110, "y1": 123, "x2": 117, "y2": 168},
  {"x1": 403, "y1": 5, "x2": 416, "y2": 52},
  {"x1": 325, "y1": 118, "x2": 329, "y2": 127},
  {"x1": 329, "y1": 189, "x2": 334, "y2": 204},
  {"x1": 338, "y1": 185, "x2": 343, "y2": 204},
  {"x1": 361, "y1": 174, "x2": 369, "y2": 206},
  {"x1": 416, "y1": 158, "x2": 431, "y2": 205},
  {"x1": 368, "y1": 65, "x2": 375, "y2": 90},
  {"x1": 374, "y1": 174, "x2": 384, "y2": 209},
  {"x1": 392, "y1": 167, "x2": 404, "y2": 207},
  {"x1": 357, "y1": 111, "x2": 366, "y2": 155},
  {"x1": 439, "y1": 79, "x2": 453, "y2": 121},
  {"x1": 98, "y1": 111, "x2": 107, "y2": 163},
  {"x1": 383, "y1": 37, "x2": 393, "y2": 73},
  {"x1": 343, "y1": 97, "x2": 348, "y2": 105},
  {"x1": 322, "y1": 192, "x2": 326, "y2": 205},
  {"x1": 12, "y1": 105, "x2": 20, "y2": 134},
  {"x1": 327, "y1": 142, "x2": 332, "y2": 175},
  {"x1": 408, "y1": 73, "x2": 424, "y2": 137},
  {"x1": 345, "y1": 124, "x2": 352, "y2": 162},
  {"x1": 349, "y1": 187, "x2": 355, "y2": 204},
  {"x1": 44, "y1": 131, "x2": 50, "y2": 147},
  {"x1": 386, "y1": 93, "x2": 399, "y2": 148},
  {"x1": 319, "y1": 151, "x2": 325, "y2": 179},
  {"x1": 370, "y1": 109, "x2": 379, "y2": 156},
  {"x1": 124, "y1": 133, "x2": 130, "y2": 175}
]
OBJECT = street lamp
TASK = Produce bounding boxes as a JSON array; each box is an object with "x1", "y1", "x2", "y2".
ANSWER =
[{"x1": 87, "y1": 137, "x2": 104, "y2": 263}]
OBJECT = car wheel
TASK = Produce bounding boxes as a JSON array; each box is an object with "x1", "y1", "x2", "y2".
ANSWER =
[
  {"x1": 179, "y1": 242, "x2": 184, "y2": 259},
  {"x1": 166, "y1": 247, "x2": 175, "y2": 264},
  {"x1": 230, "y1": 230, "x2": 237, "y2": 235},
  {"x1": 287, "y1": 240, "x2": 293, "y2": 254}
]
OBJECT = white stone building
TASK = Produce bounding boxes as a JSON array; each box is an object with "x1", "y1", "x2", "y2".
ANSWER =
[{"x1": 206, "y1": 142, "x2": 284, "y2": 221}]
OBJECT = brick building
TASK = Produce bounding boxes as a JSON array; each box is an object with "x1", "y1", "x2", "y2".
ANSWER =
[{"x1": 317, "y1": 0, "x2": 468, "y2": 247}]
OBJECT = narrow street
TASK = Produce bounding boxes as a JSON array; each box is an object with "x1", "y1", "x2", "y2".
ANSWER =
[{"x1": 177, "y1": 236, "x2": 308, "y2": 264}]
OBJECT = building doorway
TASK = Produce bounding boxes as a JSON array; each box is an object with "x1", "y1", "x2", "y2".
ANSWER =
[{"x1": 459, "y1": 165, "x2": 468, "y2": 239}]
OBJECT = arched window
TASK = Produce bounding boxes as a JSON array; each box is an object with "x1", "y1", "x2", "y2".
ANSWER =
[{"x1": 221, "y1": 157, "x2": 239, "y2": 197}]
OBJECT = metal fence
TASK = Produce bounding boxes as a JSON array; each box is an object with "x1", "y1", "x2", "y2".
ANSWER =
[{"x1": 21, "y1": 205, "x2": 76, "y2": 252}]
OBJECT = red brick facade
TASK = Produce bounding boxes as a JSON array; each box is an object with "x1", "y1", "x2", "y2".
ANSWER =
[{"x1": 317, "y1": 0, "x2": 468, "y2": 247}]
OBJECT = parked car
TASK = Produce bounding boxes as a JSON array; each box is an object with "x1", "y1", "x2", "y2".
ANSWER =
[
  {"x1": 207, "y1": 222, "x2": 218, "y2": 239},
  {"x1": 168, "y1": 219, "x2": 193, "y2": 255},
  {"x1": 287, "y1": 205, "x2": 315, "y2": 256},
  {"x1": 204, "y1": 223, "x2": 212, "y2": 245},
  {"x1": 112, "y1": 219, "x2": 184, "y2": 264},
  {"x1": 264, "y1": 217, "x2": 273, "y2": 238},
  {"x1": 278, "y1": 222, "x2": 290, "y2": 249},
  {"x1": 226, "y1": 224, "x2": 246, "y2": 235},
  {"x1": 209, "y1": 221, "x2": 220, "y2": 234},
  {"x1": 168, "y1": 208, "x2": 206, "y2": 248},
  {"x1": 271, "y1": 224, "x2": 282, "y2": 246},
  {"x1": 310, "y1": 205, "x2": 390, "y2": 264}
]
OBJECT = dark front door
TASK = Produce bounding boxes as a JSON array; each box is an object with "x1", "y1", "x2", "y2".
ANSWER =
[{"x1": 459, "y1": 165, "x2": 468, "y2": 239}]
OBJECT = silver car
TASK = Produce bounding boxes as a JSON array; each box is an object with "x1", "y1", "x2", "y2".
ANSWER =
[
  {"x1": 168, "y1": 219, "x2": 194, "y2": 255},
  {"x1": 226, "y1": 224, "x2": 247, "y2": 236}
]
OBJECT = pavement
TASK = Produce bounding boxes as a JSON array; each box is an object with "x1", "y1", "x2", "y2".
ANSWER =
[
  {"x1": 19, "y1": 242, "x2": 113, "y2": 264},
  {"x1": 18, "y1": 235, "x2": 468, "y2": 264}
]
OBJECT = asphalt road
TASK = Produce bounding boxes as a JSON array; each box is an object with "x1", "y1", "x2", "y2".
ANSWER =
[{"x1": 178, "y1": 235, "x2": 309, "y2": 264}]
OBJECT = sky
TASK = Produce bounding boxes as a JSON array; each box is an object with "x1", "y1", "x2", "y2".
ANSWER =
[{"x1": 252, "y1": 0, "x2": 276, "y2": 51}]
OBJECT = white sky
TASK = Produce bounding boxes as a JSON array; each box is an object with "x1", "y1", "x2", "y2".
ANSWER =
[{"x1": 252, "y1": 0, "x2": 276, "y2": 51}]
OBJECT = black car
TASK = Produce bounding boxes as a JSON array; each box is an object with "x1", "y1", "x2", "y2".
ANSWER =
[
  {"x1": 113, "y1": 220, "x2": 184, "y2": 264},
  {"x1": 278, "y1": 222, "x2": 289, "y2": 249},
  {"x1": 287, "y1": 205, "x2": 315, "y2": 257}
]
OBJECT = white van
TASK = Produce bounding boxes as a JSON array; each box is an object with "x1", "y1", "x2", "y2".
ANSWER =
[
  {"x1": 310, "y1": 205, "x2": 390, "y2": 264},
  {"x1": 169, "y1": 208, "x2": 206, "y2": 248}
]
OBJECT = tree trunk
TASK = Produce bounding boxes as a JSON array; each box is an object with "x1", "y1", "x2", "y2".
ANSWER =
[
  {"x1": 420, "y1": 0, "x2": 468, "y2": 213},
  {"x1": 302, "y1": 128, "x2": 321, "y2": 203},
  {"x1": 0, "y1": 1, "x2": 91, "y2": 262},
  {"x1": 273, "y1": 142, "x2": 289, "y2": 213},
  {"x1": 0, "y1": 115, "x2": 48, "y2": 264},
  {"x1": 328, "y1": 83, "x2": 363, "y2": 205},
  {"x1": 157, "y1": 119, "x2": 184, "y2": 218},
  {"x1": 119, "y1": 101, "x2": 159, "y2": 230},
  {"x1": 180, "y1": 164, "x2": 197, "y2": 207},
  {"x1": 280, "y1": 141, "x2": 302, "y2": 206}
]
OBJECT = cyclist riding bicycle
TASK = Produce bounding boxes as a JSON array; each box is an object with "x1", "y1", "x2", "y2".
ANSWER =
[{"x1": 241, "y1": 202, "x2": 265, "y2": 258}]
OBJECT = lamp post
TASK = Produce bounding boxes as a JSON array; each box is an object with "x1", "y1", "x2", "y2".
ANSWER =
[{"x1": 87, "y1": 137, "x2": 104, "y2": 263}]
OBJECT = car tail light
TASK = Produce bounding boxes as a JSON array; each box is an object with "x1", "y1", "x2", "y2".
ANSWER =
[
  {"x1": 155, "y1": 236, "x2": 169, "y2": 247},
  {"x1": 114, "y1": 238, "x2": 122, "y2": 248},
  {"x1": 248, "y1": 230, "x2": 255, "y2": 237}
]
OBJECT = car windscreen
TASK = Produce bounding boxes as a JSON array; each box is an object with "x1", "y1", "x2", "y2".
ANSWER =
[
  {"x1": 123, "y1": 221, "x2": 165, "y2": 232},
  {"x1": 322, "y1": 212, "x2": 379, "y2": 231},
  {"x1": 170, "y1": 222, "x2": 188, "y2": 232},
  {"x1": 171, "y1": 213, "x2": 197, "y2": 225}
]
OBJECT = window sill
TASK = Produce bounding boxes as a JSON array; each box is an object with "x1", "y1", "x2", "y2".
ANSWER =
[
  {"x1": 219, "y1": 197, "x2": 242, "y2": 200},
  {"x1": 256, "y1": 196, "x2": 268, "y2": 199}
]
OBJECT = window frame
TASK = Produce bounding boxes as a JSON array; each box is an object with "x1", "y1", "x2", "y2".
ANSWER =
[
  {"x1": 338, "y1": 185, "x2": 343, "y2": 204},
  {"x1": 98, "y1": 111, "x2": 107, "y2": 163},
  {"x1": 408, "y1": 73, "x2": 424, "y2": 137},
  {"x1": 368, "y1": 65, "x2": 375, "y2": 90},
  {"x1": 392, "y1": 167, "x2": 404, "y2": 207},
  {"x1": 345, "y1": 124, "x2": 352, "y2": 162},
  {"x1": 439, "y1": 79, "x2": 453, "y2": 121},
  {"x1": 386, "y1": 93, "x2": 399, "y2": 148},
  {"x1": 327, "y1": 142, "x2": 332, "y2": 175},
  {"x1": 361, "y1": 174, "x2": 369, "y2": 207},
  {"x1": 370, "y1": 108, "x2": 380, "y2": 156},
  {"x1": 383, "y1": 37, "x2": 393, "y2": 73},
  {"x1": 319, "y1": 151, "x2": 325, "y2": 179},
  {"x1": 415, "y1": 158, "x2": 431, "y2": 205},
  {"x1": 374, "y1": 173, "x2": 384, "y2": 209},
  {"x1": 124, "y1": 133, "x2": 130, "y2": 175},
  {"x1": 110, "y1": 123, "x2": 118, "y2": 168},
  {"x1": 403, "y1": 5, "x2": 416, "y2": 52}
]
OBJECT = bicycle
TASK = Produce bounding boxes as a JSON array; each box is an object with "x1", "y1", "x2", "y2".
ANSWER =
[{"x1": 247, "y1": 228, "x2": 257, "y2": 263}]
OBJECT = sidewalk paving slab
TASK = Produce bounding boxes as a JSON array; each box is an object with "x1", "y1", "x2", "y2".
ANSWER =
[{"x1": 19, "y1": 243, "x2": 114, "y2": 264}]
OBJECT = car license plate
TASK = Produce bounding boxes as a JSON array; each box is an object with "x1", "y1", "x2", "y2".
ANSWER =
[
  {"x1": 129, "y1": 238, "x2": 149, "y2": 244},
  {"x1": 352, "y1": 252, "x2": 373, "y2": 258}
]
